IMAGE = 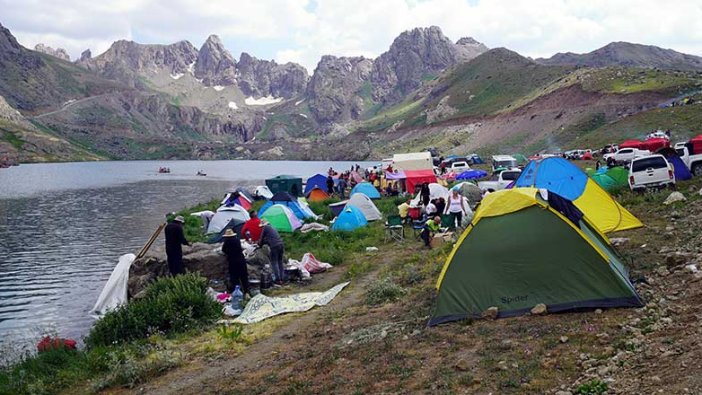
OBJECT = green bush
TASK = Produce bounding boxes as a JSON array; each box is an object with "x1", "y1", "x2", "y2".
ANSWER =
[
  {"x1": 365, "y1": 278, "x2": 407, "y2": 306},
  {"x1": 86, "y1": 274, "x2": 221, "y2": 348},
  {"x1": 576, "y1": 379, "x2": 608, "y2": 395}
]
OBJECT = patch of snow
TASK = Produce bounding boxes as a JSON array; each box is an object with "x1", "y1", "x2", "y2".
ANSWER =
[
  {"x1": 187, "y1": 62, "x2": 195, "y2": 74},
  {"x1": 295, "y1": 99, "x2": 305, "y2": 106},
  {"x1": 170, "y1": 73, "x2": 184, "y2": 80},
  {"x1": 245, "y1": 95, "x2": 283, "y2": 106},
  {"x1": 195, "y1": 78, "x2": 203, "y2": 84},
  {"x1": 228, "y1": 101, "x2": 238, "y2": 110},
  {"x1": 299, "y1": 113, "x2": 307, "y2": 118},
  {"x1": 213, "y1": 85, "x2": 225, "y2": 91}
]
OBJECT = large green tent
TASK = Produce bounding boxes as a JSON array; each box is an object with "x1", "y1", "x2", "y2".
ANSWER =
[
  {"x1": 430, "y1": 188, "x2": 643, "y2": 325},
  {"x1": 590, "y1": 167, "x2": 629, "y2": 192}
]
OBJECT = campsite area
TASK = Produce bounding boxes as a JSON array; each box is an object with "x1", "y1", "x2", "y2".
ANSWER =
[{"x1": 3, "y1": 158, "x2": 702, "y2": 395}]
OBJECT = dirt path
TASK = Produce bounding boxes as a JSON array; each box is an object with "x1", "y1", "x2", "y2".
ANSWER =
[
  {"x1": 117, "y1": 259, "x2": 380, "y2": 395},
  {"x1": 31, "y1": 94, "x2": 107, "y2": 119}
]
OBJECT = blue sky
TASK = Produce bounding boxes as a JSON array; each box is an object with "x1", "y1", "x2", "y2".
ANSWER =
[{"x1": 1, "y1": 0, "x2": 701, "y2": 71}]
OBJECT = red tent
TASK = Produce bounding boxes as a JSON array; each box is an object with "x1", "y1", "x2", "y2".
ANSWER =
[
  {"x1": 690, "y1": 135, "x2": 702, "y2": 155},
  {"x1": 404, "y1": 169, "x2": 437, "y2": 193},
  {"x1": 619, "y1": 139, "x2": 644, "y2": 149},
  {"x1": 641, "y1": 138, "x2": 670, "y2": 152}
]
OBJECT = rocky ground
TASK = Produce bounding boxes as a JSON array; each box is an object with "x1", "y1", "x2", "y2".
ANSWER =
[{"x1": 94, "y1": 179, "x2": 702, "y2": 395}]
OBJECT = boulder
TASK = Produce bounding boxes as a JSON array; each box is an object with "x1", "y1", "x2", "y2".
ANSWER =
[
  {"x1": 531, "y1": 303, "x2": 548, "y2": 315},
  {"x1": 128, "y1": 242, "x2": 273, "y2": 297},
  {"x1": 481, "y1": 306, "x2": 499, "y2": 319},
  {"x1": 663, "y1": 191, "x2": 686, "y2": 205}
]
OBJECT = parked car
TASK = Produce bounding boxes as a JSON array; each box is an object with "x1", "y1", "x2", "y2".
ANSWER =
[
  {"x1": 478, "y1": 169, "x2": 522, "y2": 192},
  {"x1": 628, "y1": 155, "x2": 675, "y2": 191},
  {"x1": 491, "y1": 155, "x2": 518, "y2": 172},
  {"x1": 449, "y1": 161, "x2": 470, "y2": 172},
  {"x1": 674, "y1": 146, "x2": 702, "y2": 176},
  {"x1": 604, "y1": 148, "x2": 651, "y2": 164}
]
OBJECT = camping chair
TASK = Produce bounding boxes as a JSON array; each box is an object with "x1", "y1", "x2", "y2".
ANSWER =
[
  {"x1": 439, "y1": 214, "x2": 453, "y2": 232},
  {"x1": 412, "y1": 216, "x2": 428, "y2": 239},
  {"x1": 384, "y1": 215, "x2": 405, "y2": 243}
]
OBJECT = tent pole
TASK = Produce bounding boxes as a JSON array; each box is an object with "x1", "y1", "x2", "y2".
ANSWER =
[{"x1": 136, "y1": 223, "x2": 166, "y2": 260}]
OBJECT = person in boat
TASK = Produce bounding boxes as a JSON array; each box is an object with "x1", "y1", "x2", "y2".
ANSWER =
[{"x1": 164, "y1": 216, "x2": 190, "y2": 275}]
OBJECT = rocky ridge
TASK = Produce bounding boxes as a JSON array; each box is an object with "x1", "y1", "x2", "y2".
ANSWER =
[{"x1": 34, "y1": 43, "x2": 70, "y2": 61}]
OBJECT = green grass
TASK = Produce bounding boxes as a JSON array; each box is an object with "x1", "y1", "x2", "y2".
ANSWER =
[{"x1": 0, "y1": 129, "x2": 25, "y2": 149}]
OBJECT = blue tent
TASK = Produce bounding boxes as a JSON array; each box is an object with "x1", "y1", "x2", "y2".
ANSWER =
[
  {"x1": 350, "y1": 182, "x2": 381, "y2": 199},
  {"x1": 332, "y1": 205, "x2": 368, "y2": 231},
  {"x1": 258, "y1": 191, "x2": 315, "y2": 220},
  {"x1": 305, "y1": 174, "x2": 332, "y2": 194},
  {"x1": 456, "y1": 169, "x2": 488, "y2": 180},
  {"x1": 468, "y1": 154, "x2": 484, "y2": 164},
  {"x1": 658, "y1": 148, "x2": 693, "y2": 181}
]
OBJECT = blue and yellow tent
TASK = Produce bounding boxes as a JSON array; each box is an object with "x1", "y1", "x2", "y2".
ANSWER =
[{"x1": 515, "y1": 157, "x2": 642, "y2": 233}]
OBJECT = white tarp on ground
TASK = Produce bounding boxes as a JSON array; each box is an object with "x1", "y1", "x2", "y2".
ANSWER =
[
  {"x1": 233, "y1": 282, "x2": 350, "y2": 324},
  {"x1": 347, "y1": 193, "x2": 382, "y2": 221},
  {"x1": 92, "y1": 253, "x2": 136, "y2": 315}
]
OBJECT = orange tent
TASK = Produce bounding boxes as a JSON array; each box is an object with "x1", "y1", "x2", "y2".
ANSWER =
[{"x1": 307, "y1": 187, "x2": 330, "y2": 202}]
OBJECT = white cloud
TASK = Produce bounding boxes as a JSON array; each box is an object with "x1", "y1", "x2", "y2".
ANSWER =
[{"x1": 1, "y1": 0, "x2": 701, "y2": 69}]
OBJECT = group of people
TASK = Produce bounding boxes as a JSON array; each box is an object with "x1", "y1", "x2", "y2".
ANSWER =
[
  {"x1": 324, "y1": 165, "x2": 406, "y2": 199},
  {"x1": 164, "y1": 210, "x2": 288, "y2": 298},
  {"x1": 397, "y1": 184, "x2": 473, "y2": 249}
]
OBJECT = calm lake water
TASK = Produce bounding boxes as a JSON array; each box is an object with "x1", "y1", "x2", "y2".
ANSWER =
[{"x1": 0, "y1": 160, "x2": 372, "y2": 359}]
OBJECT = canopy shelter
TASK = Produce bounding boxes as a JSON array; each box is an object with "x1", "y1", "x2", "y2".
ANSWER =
[
  {"x1": 392, "y1": 152, "x2": 433, "y2": 171},
  {"x1": 260, "y1": 204, "x2": 302, "y2": 233},
  {"x1": 265, "y1": 175, "x2": 303, "y2": 197},
  {"x1": 331, "y1": 205, "x2": 368, "y2": 231},
  {"x1": 641, "y1": 138, "x2": 670, "y2": 152},
  {"x1": 430, "y1": 188, "x2": 644, "y2": 325},
  {"x1": 306, "y1": 187, "x2": 330, "y2": 202},
  {"x1": 515, "y1": 157, "x2": 643, "y2": 233},
  {"x1": 207, "y1": 205, "x2": 250, "y2": 234},
  {"x1": 405, "y1": 169, "x2": 438, "y2": 193},
  {"x1": 350, "y1": 182, "x2": 381, "y2": 199},
  {"x1": 347, "y1": 193, "x2": 382, "y2": 221},
  {"x1": 689, "y1": 135, "x2": 702, "y2": 154},
  {"x1": 258, "y1": 191, "x2": 316, "y2": 220}
]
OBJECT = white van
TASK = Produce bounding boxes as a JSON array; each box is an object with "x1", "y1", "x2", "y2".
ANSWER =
[
  {"x1": 491, "y1": 155, "x2": 518, "y2": 171},
  {"x1": 628, "y1": 155, "x2": 675, "y2": 191}
]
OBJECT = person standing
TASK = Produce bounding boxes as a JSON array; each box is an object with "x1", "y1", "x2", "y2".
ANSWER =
[
  {"x1": 420, "y1": 183, "x2": 431, "y2": 207},
  {"x1": 337, "y1": 177, "x2": 347, "y2": 199},
  {"x1": 326, "y1": 175, "x2": 335, "y2": 195},
  {"x1": 165, "y1": 216, "x2": 190, "y2": 276},
  {"x1": 444, "y1": 190, "x2": 468, "y2": 230},
  {"x1": 222, "y1": 229, "x2": 249, "y2": 295},
  {"x1": 259, "y1": 222, "x2": 286, "y2": 284},
  {"x1": 241, "y1": 211, "x2": 262, "y2": 243}
]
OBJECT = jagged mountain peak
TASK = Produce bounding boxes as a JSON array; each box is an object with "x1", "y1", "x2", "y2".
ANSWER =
[
  {"x1": 194, "y1": 34, "x2": 237, "y2": 86},
  {"x1": 0, "y1": 22, "x2": 23, "y2": 54}
]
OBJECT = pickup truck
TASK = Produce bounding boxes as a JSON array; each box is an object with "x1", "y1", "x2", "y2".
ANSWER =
[
  {"x1": 478, "y1": 169, "x2": 522, "y2": 192},
  {"x1": 628, "y1": 155, "x2": 675, "y2": 191},
  {"x1": 674, "y1": 146, "x2": 702, "y2": 176},
  {"x1": 603, "y1": 148, "x2": 651, "y2": 164}
]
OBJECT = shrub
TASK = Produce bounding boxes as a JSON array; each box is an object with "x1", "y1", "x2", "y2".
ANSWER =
[
  {"x1": 86, "y1": 274, "x2": 221, "y2": 348},
  {"x1": 365, "y1": 278, "x2": 406, "y2": 306},
  {"x1": 576, "y1": 379, "x2": 608, "y2": 395}
]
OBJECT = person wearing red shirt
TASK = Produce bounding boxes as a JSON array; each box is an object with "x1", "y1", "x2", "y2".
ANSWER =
[{"x1": 241, "y1": 211, "x2": 262, "y2": 243}]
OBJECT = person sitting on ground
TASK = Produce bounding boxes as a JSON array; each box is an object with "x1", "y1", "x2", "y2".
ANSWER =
[
  {"x1": 397, "y1": 199, "x2": 411, "y2": 223},
  {"x1": 164, "y1": 215, "x2": 190, "y2": 276},
  {"x1": 259, "y1": 222, "x2": 286, "y2": 285},
  {"x1": 241, "y1": 211, "x2": 263, "y2": 243},
  {"x1": 421, "y1": 216, "x2": 441, "y2": 249},
  {"x1": 222, "y1": 229, "x2": 249, "y2": 296}
]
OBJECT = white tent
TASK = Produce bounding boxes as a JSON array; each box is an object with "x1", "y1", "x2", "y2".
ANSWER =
[
  {"x1": 253, "y1": 185, "x2": 273, "y2": 199},
  {"x1": 347, "y1": 193, "x2": 382, "y2": 221},
  {"x1": 207, "y1": 205, "x2": 250, "y2": 234},
  {"x1": 392, "y1": 152, "x2": 432, "y2": 171},
  {"x1": 411, "y1": 182, "x2": 449, "y2": 205}
]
